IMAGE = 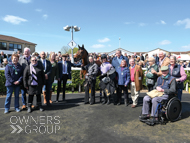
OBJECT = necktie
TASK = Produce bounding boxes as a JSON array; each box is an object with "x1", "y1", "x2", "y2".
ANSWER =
[
  {"x1": 63, "y1": 63, "x2": 65, "y2": 72},
  {"x1": 43, "y1": 60, "x2": 45, "y2": 69},
  {"x1": 26, "y1": 57, "x2": 28, "y2": 64}
]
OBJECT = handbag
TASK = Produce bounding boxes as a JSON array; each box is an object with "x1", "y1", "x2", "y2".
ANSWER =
[
  {"x1": 102, "y1": 77, "x2": 110, "y2": 84},
  {"x1": 147, "y1": 78, "x2": 154, "y2": 85}
]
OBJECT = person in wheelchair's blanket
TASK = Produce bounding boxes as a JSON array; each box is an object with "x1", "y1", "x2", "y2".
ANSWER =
[
  {"x1": 140, "y1": 66, "x2": 177, "y2": 122},
  {"x1": 82, "y1": 56, "x2": 98, "y2": 105}
]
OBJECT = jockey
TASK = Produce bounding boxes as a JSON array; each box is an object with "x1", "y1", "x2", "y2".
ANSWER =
[{"x1": 99, "y1": 54, "x2": 115, "y2": 105}]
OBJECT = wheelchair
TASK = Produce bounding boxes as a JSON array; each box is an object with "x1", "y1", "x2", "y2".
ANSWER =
[{"x1": 139, "y1": 97, "x2": 182, "y2": 126}]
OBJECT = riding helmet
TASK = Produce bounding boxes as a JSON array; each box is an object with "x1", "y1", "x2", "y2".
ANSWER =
[{"x1": 101, "y1": 54, "x2": 107, "y2": 59}]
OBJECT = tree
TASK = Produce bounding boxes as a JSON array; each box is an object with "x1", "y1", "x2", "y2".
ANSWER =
[
  {"x1": 68, "y1": 47, "x2": 79, "y2": 54},
  {"x1": 61, "y1": 46, "x2": 78, "y2": 54},
  {"x1": 61, "y1": 46, "x2": 69, "y2": 54}
]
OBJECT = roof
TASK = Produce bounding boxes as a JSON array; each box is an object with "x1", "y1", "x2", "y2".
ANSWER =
[
  {"x1": 172, "y1": 51, "x2": 190, "y2": 55},
  {"x1": 108, "y1": 48, "x2": 133, "y2": 54},
  {"x1": 145, "y1": 48, "x2": 169, "y2": 53},
  {"x1": 0, "y1": 34, "x2": 36, "y2": 45}
]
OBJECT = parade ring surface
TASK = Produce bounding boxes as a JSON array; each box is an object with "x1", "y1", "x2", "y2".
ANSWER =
[{"x1": 0, "y1": 92, "x2": 190, "y2": 143}]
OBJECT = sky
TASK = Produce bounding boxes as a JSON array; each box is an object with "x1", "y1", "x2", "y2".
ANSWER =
[{"x1": 0, "y1": 0, "x2": 190, "y2": 53}]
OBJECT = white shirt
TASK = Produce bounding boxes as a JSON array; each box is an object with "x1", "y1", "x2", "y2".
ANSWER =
[
  {"x1": 159, "y1": 57, "x2": 166, "y2": 67},
  {"x1": 41, "y1": 59, "x2": 46, "y2": 71}
]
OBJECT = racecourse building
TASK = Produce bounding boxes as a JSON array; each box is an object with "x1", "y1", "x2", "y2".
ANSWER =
[
  {"x1": 106, "y1": 48, "x2": 190, "y2": 60},
  {"x1": 0, "y1": 34, "x2": 36, "y2": 54}
]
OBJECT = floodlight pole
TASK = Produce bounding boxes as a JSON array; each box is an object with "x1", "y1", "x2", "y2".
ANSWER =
[
  {"x1": 119, "y1": 37, "x2": 121, "y2": 48},
  {"x1": 71, "y1": 26, "x2": 74, "y2": 63},
  {"x1": 64, "y1": 25, "x2": 80, "y2": 63}
]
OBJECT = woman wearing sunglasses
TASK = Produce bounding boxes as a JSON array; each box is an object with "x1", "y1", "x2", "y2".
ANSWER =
[{"x1": 23, "y1": 55, "x2": 45, "y2": 113}]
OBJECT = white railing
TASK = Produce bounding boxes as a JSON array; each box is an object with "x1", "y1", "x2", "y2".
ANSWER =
[
  {"x1": 1, "y1": 67, "x2": 190, "y2": 92},
  {"x1": 0, "y1": 67, "x2": 81, "y2": 71}
]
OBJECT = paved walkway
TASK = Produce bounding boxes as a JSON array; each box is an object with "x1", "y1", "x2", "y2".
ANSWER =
[{"x1": 0, "y1": 92, "x2": 190, "y2": 143}]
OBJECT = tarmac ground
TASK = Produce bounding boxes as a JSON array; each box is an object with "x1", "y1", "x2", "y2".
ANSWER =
[{"x1": 0, "y1": 92, "x2": 190, "y2": 143}]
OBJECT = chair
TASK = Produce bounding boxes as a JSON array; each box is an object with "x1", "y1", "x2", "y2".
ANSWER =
[{"x1": 140, "y1": 97, "x2": 182, "y2": 126}]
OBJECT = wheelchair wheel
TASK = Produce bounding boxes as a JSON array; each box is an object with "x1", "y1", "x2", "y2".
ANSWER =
[{"x1": 166, "y1": 97, "x2": 182, "y2": 122}]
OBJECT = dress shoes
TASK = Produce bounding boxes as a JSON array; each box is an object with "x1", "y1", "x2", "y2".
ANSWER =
[{"x1": 131, "y1": 104, "x2": 136, "y2": 108}]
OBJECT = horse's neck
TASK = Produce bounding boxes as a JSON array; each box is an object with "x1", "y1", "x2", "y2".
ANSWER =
[{"x1": 82, "y1": 57, "x2": 88, "y2": 66}]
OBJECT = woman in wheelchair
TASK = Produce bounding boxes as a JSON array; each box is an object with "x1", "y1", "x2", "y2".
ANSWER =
[{"x1": 140, "y1": 66, "x2": 177, "y2": 123}]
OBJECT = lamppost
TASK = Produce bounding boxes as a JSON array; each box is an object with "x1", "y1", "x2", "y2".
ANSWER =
[{"x1": 63, "y1": 25, "x2": 81, "y2": 63}]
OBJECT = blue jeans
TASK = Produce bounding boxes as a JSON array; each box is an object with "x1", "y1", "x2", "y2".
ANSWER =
[
  {"x1": 42, "y1": 85, "x2": 46, "y2": 92},
  {"x1": 21, "y1": 88, "x2": 27, "y2": 105},
  {"x1": 5, "y1": 85, "x2": 20, "y2": 110},
  {"x1": 177, "y1": 88, "x2": 183, "y2": 101}
]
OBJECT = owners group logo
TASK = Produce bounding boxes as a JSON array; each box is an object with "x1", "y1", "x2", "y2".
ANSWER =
[{"x1": 10, "y1": 116, "x2": 60, "y2": 134}]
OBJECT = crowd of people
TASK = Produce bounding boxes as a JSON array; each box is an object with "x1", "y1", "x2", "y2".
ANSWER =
[
  {"x1": 1, "y1": 48, "x2": 187, "y2": 119},
  {"x1": 1, "y1": 51, "x2": 190, "y2": 68}
]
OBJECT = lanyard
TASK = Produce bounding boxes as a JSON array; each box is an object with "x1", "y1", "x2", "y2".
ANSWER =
[{"x1": 8, "y1": 64, "x2": 18, "y2": 74}]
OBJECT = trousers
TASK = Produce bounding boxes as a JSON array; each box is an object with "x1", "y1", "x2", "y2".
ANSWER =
[
  {"x1": 57, "y1": 74, "x2": 68, "y2": 101},
  {"x1": 84, "y1": 80, "x2": 96, "y2": 103},
  {"x1": 142, "y1": 94, "x2": 169, "y2": 117},
  {"x1": 130, "y1": 82, "x2": 140, "y2": 105}
]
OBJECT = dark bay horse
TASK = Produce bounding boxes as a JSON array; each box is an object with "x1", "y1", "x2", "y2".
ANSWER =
[{"x1": 74, "y1": 44, "x2": 101, "y2": 79}]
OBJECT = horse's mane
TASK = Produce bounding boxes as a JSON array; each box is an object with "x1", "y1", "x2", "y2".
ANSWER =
[{"x1": 85, "y1": 47, "x2": 89, "y2": 55}]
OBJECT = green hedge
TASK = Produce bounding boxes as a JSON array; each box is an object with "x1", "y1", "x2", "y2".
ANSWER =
[
  {"x1": 183, "y1": 71, "x2": 190, "y2": 89},
  {"x1": 0, "y1": 70, "x2": 189, "y2": 95},
  {"x1": 52, "y1": 70, "x2": 100, "y2": 93},
  {"x1": 0, "y1": 71, "x2": 6, "y2": 95}
]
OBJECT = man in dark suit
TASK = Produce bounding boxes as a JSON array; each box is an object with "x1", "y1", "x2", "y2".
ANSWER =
[
  {"x1": 56, "y1": 54, "x2": 81, "y2": 102},
  {"x1": 40, "y1": 51, "x2": 52, "y2": 106},
  {"x1": 140, "y1": 53, "x2": 144, "y2": 61},
  {"x1": 153, "y1": 53, "x2": 159, "y2": 65}
]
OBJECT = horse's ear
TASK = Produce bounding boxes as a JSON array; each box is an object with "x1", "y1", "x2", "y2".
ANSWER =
[
  {"x1": 78, "y1": 45, "x2": 81, "y2": 49},
  {"x1": 82, "y1": 44, "x2": 84, "y2": 49}
]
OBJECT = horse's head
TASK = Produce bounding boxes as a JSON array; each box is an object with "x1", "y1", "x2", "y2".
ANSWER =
[{"x1": 74, "y1": 44, "x2": 88, "y2": 62}]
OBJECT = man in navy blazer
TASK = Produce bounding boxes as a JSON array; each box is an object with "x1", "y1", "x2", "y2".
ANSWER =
[
  {"x1": 56, "y1": 54, "x2": 81, "y2": 102},
  {"x1": 40, "y1": 51, "x2": 52, "y2": 106}
]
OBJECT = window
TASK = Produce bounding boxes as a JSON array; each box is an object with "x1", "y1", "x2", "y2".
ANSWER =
[
  {"x1": 14, "y1": 44, "x2": 17, "y2": 49},
  {"x1": 9, "y1": 43, "x2": 22, "y2": 52},
  {"x1": 0, "y1": 42, "x2": 7, "y2": 50},
  {"x1": 17, "y1": 44, "x2": 22, "y2": 50},
  {"x1": 9, "y1": 43, "x2": 14, "y2": 51}
]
